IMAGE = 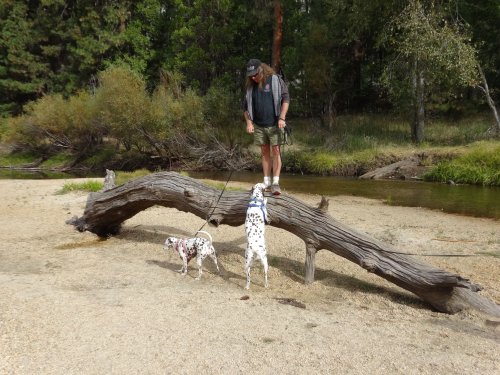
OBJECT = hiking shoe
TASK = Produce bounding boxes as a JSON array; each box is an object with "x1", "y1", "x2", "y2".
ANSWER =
[
  {"x1": 271, "y1": 184, "x2": 281, "y2": 195},
  {"x1": 264, "y1": 184, "x2": 272, "y2": 192}
]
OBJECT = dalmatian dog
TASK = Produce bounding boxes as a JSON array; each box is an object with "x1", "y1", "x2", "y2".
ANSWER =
[
  {"x1": 244, "y1": 182, "x2": 270, "y2": 289},
  {"x1": 163, "y1": 230, "x2": 220, "y2": 280}
]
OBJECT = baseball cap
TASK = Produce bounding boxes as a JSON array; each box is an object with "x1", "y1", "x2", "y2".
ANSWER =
[{"x1": 246, "y1": 59, "x2": 262, "y2": 76}]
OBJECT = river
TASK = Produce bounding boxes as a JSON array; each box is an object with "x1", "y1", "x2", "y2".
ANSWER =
[
  {"x1": 1, "y1": 169, "x2": 499, "y2": 219},
  {"x1": 190, "y1": 171, "x2": 500, "y2": 220}
]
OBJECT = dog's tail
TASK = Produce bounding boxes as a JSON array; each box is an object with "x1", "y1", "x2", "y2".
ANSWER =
[{"x1": 195, "y1": 230, "x2": 213, "y2": 245}]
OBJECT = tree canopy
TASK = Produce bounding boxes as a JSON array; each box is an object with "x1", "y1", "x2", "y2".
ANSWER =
[{"x1": 1, "y1": 0, "x2": 499, "y2": 138}]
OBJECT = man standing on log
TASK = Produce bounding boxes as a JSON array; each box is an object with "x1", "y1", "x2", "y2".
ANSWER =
[{"x1": 243, "y1": 58, "x2": 290, "y2": 195}]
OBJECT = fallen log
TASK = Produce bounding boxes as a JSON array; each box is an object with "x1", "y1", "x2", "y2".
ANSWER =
[
  {"x1": 67, "y1": 171, "x2": 500, "y2": 316},
  {"x1": 359, "y1": 157, "x2": 427, "y2": 180}
]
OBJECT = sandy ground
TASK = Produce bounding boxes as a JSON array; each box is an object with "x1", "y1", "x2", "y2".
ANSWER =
[{"x1": 0, "y1": 178, "x2": 499, "y2": 375}]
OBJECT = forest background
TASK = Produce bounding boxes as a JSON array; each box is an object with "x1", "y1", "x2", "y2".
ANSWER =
[{"x1": 0, "y1": 0, "x2": 499, "y2": 186}]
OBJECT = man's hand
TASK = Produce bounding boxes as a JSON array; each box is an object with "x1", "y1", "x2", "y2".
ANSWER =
[{"x1": 246, "y1": 121, "x2": 254, "y2": 134}]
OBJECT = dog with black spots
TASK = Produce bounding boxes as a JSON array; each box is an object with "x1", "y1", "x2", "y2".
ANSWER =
[{"x1": 244, "y1": 183, "x2": 270, "y2": 289}]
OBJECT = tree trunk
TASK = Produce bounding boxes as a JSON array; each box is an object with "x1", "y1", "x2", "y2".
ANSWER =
[
  {"x1": 325, "y1": 93, "x2": 336, "y2": 130},
  {"x1": 412, "y1": 61, "x2": 425, "y2": 143},
  {"x1": 271, "y1": 0, "x2": 283, "y2": 74},
  {"x1": 478, "y1": 65, "x2": 500, "y2": 138},
  {"x1": 67, "y1": 172, "x2": 500, "y2": 317}
]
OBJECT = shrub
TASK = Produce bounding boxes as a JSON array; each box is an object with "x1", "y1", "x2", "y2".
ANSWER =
[
  {"x1": 204, "y1": 85, "x2": 249, "y2": 147},
  {"x1": 95, "y1": 65, "x2": 150, "y2": 151},
  {"x1": 4, "y1": 91, "x2": 101, "y2": 156}
]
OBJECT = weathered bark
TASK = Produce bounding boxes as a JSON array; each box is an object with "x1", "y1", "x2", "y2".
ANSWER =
[{"x1": 67, "y1": 172, "x2": 500, "y2": 317}]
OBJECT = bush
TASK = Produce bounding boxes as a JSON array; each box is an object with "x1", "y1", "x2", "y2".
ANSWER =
[
  {"x1": 4, "y1": 91, "x2": 101, "y2": 156},
  {"x1": 204, "y1": 85, "x2": 249, "y2": 147},
  {"x1": 95, "y1": 65, "x2": 150, "y2": 151}
]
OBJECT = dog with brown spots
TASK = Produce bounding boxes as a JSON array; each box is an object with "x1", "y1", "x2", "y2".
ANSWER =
[{"x1": 163, "y1": 230, "x2": 219, "y2": 280}]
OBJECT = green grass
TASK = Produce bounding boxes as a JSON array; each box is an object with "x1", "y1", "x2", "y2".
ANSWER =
[
  {"x1": 285, "y1": 114, "x2": 498, "y2": 183},
  {"x1": 0, "y1": 151, "x2": 72, "y2": 169},
  {"x1": 57, "y1": 180, "x2": 103, "y2": 194},
  {"x1": 0, "y1": 152, "x2": 38, "y2": 166},
  {"x1": 115, "y1": 169, "x2": 152, "y2": 185},
  {"x1": 41, "y1": 153, "x2": 73, "y2": 168},
  {"x1": 424, "y1": 115, "x2": 492, "y2": 145},
  {"x1": 292, "y1": 114, "x2": 491, "y2": 152},
  {"x1": 57, "y1": 170, "x2": 151, "y2": 194},
  {"x1": 423, "y1": 142, "x2": 500, "y2": 185}
]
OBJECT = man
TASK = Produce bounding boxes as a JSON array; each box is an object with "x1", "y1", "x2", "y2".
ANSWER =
[{"x1": 243, "y1": 58, "x2": 290, "y2": 195}]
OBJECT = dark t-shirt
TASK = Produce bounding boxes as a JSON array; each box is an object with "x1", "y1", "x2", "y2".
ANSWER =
[{"x1": 251, "y1": 76, "x2": 276, "y2": 127}]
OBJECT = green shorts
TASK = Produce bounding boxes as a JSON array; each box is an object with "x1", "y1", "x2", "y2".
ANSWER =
[{"x1": 254, "y1": 125, "x2": 284, "y2": 146}]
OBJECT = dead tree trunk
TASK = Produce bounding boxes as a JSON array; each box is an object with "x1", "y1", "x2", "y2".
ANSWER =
[
  {"x1": 478, "y1": 65, "x2": 500, "y2": 137},
  {"x1": 67, "y1": 172, "x2": 499, "y2": 317}
]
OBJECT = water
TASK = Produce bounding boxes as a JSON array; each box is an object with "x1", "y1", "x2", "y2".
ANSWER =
[
  {"x1": 190, "y1": 171, "x2": 500, "y2": 220},
  {"x1": 1, "y1": 168, "x2": 499, "y2": 219}
]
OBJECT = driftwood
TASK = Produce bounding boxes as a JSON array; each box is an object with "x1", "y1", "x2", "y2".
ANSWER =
[
  {"x1": 359, "y1": 157, "x2": 427, "y2": 180},
  {"x1": 67, "y1": 172, "x2": 500, "y2": 316}
]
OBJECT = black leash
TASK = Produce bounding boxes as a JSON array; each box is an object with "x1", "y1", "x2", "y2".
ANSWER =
[
  {"x1": 195, "y1": 169, "x2": 234, "y2": 235},
  {"x1": 278, "y1": 122, "x2": 291, "y2": 174}
]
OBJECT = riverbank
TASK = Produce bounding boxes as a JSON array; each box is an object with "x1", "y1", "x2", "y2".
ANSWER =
[
  {"x1": 0, "y1": 178, "x2": 498, "y2": 374},
  {"x1": 1, "y1": 137, "x2": 499, "y2": 186}
]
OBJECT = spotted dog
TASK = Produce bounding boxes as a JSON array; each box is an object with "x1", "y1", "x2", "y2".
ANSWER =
[
  {"x1": 163, "y1": 230, "x2": 220, "y2": 280},
  {"x1": 244, "y1": 182, "x2": 270, "y2": 289}
]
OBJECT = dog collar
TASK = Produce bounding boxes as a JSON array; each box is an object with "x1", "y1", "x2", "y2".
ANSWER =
[
  {"x1": 248, "y1": 198, "x2": 265, "y2": 207},
  {"x1": 247, "y1": 199, "x2": 268, "y2": 223}
]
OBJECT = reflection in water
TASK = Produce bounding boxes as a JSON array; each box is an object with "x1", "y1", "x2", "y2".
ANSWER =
[
  {"x1": 1, "y1": 169, "x2": 498, "y2": 219},
  {"x1": 190, "y1": 171, "x2": 500, "y2": 220}
]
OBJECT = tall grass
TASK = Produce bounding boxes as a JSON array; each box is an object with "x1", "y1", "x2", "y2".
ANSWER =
[
  {"x1": 424, "y1": 114, "x2": 492, "y2": 145},
  {"x1": 292, "y1": 114, "x2": 491, "y2": 153},
  {"x1": 285, "y1": 114, "x2": 497, "y2": 180},
  {"x1": 424, "y1": 142, "x2": 500, "y2": 185}
]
